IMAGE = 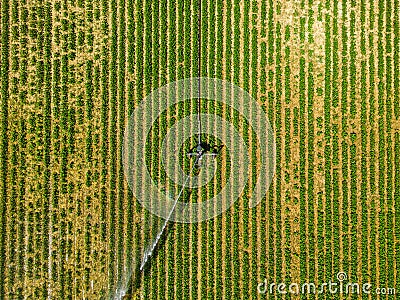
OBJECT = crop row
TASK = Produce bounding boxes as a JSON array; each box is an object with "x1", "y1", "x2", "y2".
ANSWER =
[
  {"x1": 394, "y1": 0, "x2": 399, "y2": 291},
  {"x1": 16, "y1": 0, "x2": 29, "y2": 291},
  {"x1": 117, "y1": 0, "x2": 127, "y2": 293},
  {"x1": 8, "y1": 0, "x2": 21, "y2": 293},
  {"x1": 307, "y1": 0, "x2": 316, "y2": 280},
  {"x1": 378, "y1": 0, "x2": 388, "y2": 289},
  {"x1": 299, "y1": 0, "x2": 307, "y2": 281},
  {"x1": 107, "y1": 0, "x2": 118, "y2": 288}
]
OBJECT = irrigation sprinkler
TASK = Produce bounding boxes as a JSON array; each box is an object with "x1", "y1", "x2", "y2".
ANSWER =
[{"x1": 187, "y1": 142, "x2": 219, "y2": 167}]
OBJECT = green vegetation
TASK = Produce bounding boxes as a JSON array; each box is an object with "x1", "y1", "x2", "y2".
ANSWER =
[{"x1": 0, "y1": 0, "x2": 398, "y2": 299}]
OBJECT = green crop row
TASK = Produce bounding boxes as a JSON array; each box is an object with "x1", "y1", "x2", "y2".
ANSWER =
[
  {"x1": 188, "y1": 220, "x2": 197, "y2": 300},
  {"x1": 17, "y1": 4, "x2": 28, "y2": 286},
  {"x1": 394, "y1": 0, "x2": 399, "y2": 291},
  {"x1": 207, "y1": 105, "x2": 216, "y2": 300},
  {"x1": 250, "y1": 198, "x2": 258, "y2": 296},
  {"x1": 350, "y1": 143, "x2": 358, "y2": 289},
  {"x1": 98, "y1": 1, "x2": 109, "y2": 296},
  {"x1": 342, "y1": 138, "x2": 350, "y2": 275},
  {"x1": 67, "y1": 0, "x2": 79, "y2": 291},
  {"x1": 395, "y1": 0, "x2": 399, "y2": 118},
  {"x1": 360, "y1": 55, "x2": 369, "y2": 277},
  {"x1": 349, "y1": 1, "x2": 358, "y2": 286},
  {"x1": 324, "y1": 0, "x2": 335, "y2": 284},
  {"x1": 207, "y1": 218, "x2": 215, "y2": 300},
  {"x1": 349, "y1": 8, "x2": 357, "y2": 118},
  {"x1": 181, "y1": 219, "x2": 190, "y2": 300},
  {"x1": 368, "y1": 0, "x2": 377, "y2": 286},
  {"x1": 340, "y1": 0, "x2": 347, "y2": 114},
  {"x1": 84, "y1": 48, "x2": 94, "y2": 282},
  {"x1": 250, "y1": 2, "x2": 259, "y2": 112},
  {"x1": 385, "y1": 0, "x2": 395, "y2": 289},
  {"x1": 215, "y1": 0, "x2": 223, "y2": 79},
  {"x1": 299, "y1": 16, "x2": 307, "y2": 281},
  {"x1": 207, "y1": 0, "x2": 216, "y2": 80},
  {"x1": 117, "y1": 0, "x2": 126, "y2": 291},
  {"x1": 231, "y1": 0, "x2": 240, "y2": 86},
  {"x1": 378, "y1": 0, "x2": 388, "y2": 289},
  {"x1": 214, "y1": 141, "x2": 223, "y2": 299},
  {"x1": 141, "y1": 0, "x2": 154, "y2": 294},
  {"x1": 99, "y1": 0, "x2": 110, "y2": 243},
  {"x1": 242, "y1": 0, "x2": 250, "y2": 92},
  {"x1": 42, "y1": 2, "x2": 52, "y2": 296},
  {"x1": 199, "y1": 188, "x2": 207, "y2": 297},
  {"x1": 232, "y1": 205, "x2": 240, "y2": 299},
  {"x1": 125, "y1": 0, "x2": 135, "y2": 291},
  {"x1": 167, "y1": 224, "x2": 177, "y2": 300},
  {"x1": 32, "y1": 3, "x2": 46, "y2": 296},
  {"x1": 215, "y1": 215, "x2": 223, "y2": 300},
  {"x1": 176, "y1": 0, "x2": 185, "y2": 81},
  {"x1": 51, "y1": 21, "x2": 61, "y2": 290},
  {"x1": 281, "y1": 47, "x2": 290, "y2": 279},
  {"x1": 149, "y1": 5, "x2": 160, "y2": 283},
  {"x1": 307, "y1": 0, "x2": 316, "y2": 275},
  {"x1": 224, "y1": 0, "x2": 232, "y2": 81},
  {"x1": 360, "y1": 0, "x2": 367, "y2": 55},
  {"x1": 266, "y1": 0, "x2": 275, "y2": 122},
  {"x1": 7, "y1": 0, "x2": 20, "y2": 292},
  {"x1": 154, "y1": 1, "x2": 166, "y2": 299},
  {"x1": 396, "y1": 132, "x2": 400, "y2": 288},
  {"x1": 167, "y1": 6, "x2": 179, "y2": 300},
  {"x1": 182, "y1": 0, "x2": 191, "y2": 80},
  {"x1": 57, "y1": 1, "x2": 69, "y2": 295},
  {"x1": 8, "y1": 78, "x2": 17, "y2": 296},
  {"x1": 165, "y1": 0, "x2": 176, "y2": 85}
]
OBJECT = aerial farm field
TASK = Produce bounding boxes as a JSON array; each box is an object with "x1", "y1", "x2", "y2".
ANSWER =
[{"x1": 0, "y1": 0, "x2": 399, "y2": 299}]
